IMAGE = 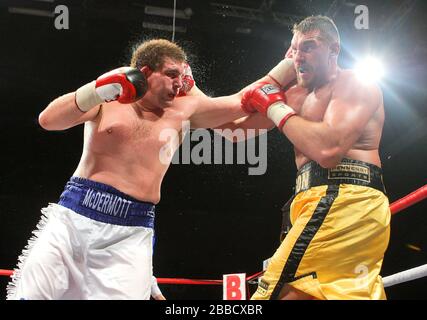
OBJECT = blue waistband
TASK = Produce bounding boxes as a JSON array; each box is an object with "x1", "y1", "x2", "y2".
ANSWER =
[{"x1": 58, "y1": 177, "x2": 155, "y2": 227}]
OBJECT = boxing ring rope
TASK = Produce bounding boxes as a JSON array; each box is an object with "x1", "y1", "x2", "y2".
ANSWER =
[
  {"x1": 157, "y1": 278, "x2": 222, "y2": 285},
  {"x1": 0, "y1": 270, "x2": 13, "y2": 277},
  {"x1": 1, "y1": 184, "x2": 426, "y2": 296},
  {"x1": 389, "y1": 185, "x2": 427, "y2": 215},
  {"x1": 383, "y1": 264, "x2": 427, "y2": 288}
]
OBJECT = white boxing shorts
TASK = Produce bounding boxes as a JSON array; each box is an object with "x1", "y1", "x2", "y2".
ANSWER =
[{"x1": 7, "y1": 177, "x2": 156, "y2": 300}]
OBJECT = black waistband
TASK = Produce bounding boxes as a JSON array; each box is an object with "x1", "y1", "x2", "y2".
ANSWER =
[{"x1": 295, "y1": 158, "x2": 386, "y2": 195}]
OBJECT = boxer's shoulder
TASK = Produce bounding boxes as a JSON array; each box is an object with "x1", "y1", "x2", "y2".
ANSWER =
[
  {"x1": 332, "y1": 69, "x2": 382, "y2": 101},
  {"x1": 335, "y1": 69, "x2": 379, "y2": 89}
]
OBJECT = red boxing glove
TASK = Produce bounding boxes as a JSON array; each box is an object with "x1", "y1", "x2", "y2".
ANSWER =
[
  {"x1": 75, "y1": 67, "x2": 147, "y2": 112},
  {"x1": 242, "y1": 82, "x2": 286, "y2": 115},
  {"x1": 241, "y1": 82, "x2": 296, "y2": 130},
  {"x1": 177, "y1": 63, "x2": 195, "y2": 97},
  {"x1": 96, "y1": 67, "x2": 147, "y2": 104}
]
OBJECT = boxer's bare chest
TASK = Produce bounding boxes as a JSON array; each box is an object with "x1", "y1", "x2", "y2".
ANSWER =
[
  {"x1": 89, "y1": 103, "x2": 187, "y2": 155},
  {"x1": 286, "y1": 84, "x2": 333, "y2": 121}
]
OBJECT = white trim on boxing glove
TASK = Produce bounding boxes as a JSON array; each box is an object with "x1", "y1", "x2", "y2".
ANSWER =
[
  {"x1": 268, "y1": 58, "x2": 295, "y2": 88},
  {"x1": 267, "y1": 102, "x2": 296, "y2": 130},
  {"x1": 75, "y1": 81, "x2": 104, "y2": 112},
  {"x1": 75, "y1": 81, "x2": 122, "y2": 112}
]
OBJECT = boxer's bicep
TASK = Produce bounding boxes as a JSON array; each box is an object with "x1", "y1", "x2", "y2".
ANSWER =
[
  {"x1": 184, "y1": 84, "x2": 207, "y2": 97},
  {"x1": 189, "y1": 94, "x2": 245, "y2": 129}
]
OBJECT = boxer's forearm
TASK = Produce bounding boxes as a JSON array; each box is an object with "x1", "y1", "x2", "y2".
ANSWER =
[
  {"x1": 281, "y1": 116, "x2": 343, "y2": 168},
  {"x1": 39, "y1": 67, "x2": 146, "y2": 131},
  {"x1": 38, "y1": 92, "x2": 101, "y2": 131},
  {"x1": 214, "y1": 113, "x2": 274, "y2": 143}
]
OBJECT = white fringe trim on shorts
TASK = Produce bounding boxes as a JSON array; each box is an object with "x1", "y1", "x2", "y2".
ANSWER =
[{"x1": 6, "y1": 203, "x2": 57, "y2": 299}]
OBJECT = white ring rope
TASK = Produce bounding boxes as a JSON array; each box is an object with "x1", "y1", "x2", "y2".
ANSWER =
[{"x1": 383, "y1": 264, "x2": 427, "y2": 288}]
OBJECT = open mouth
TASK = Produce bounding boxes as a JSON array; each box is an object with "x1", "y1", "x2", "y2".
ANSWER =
[
  {"x1": 298, "y1": 65, "x2": 310, "y2": 74},
  {"x1": 298, "y1": 65, "x2": 312, "y2": 80}
]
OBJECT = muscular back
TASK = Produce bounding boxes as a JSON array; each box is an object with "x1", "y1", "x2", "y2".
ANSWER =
[
  {"x1": 73, "y1": 101, "x2": 190, "y2": 203},
  {"x1": 285, "y1": 70, "x2": 384, "y2": 169}
]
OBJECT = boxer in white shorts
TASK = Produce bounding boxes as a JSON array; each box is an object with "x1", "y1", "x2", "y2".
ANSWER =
[
  {"x1": 8, "y1": 177, "x2": 155, "y2": 299},
  {"x1": 7, "y1": 39, "x2": 248, "y2": 299}
]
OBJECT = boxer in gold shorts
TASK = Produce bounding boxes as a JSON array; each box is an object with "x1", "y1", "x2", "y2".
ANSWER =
[
  {"x1": 219, "y1": 15, "x2": 391, "y2": 299},
  {"x1": 253, "y1": 159, "x2": 390, "y2": 300}
]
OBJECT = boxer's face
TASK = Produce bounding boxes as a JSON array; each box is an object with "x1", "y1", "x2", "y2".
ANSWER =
[
  {"x1": 147, "y1": 57, "x2": 185, "y2": 107},
  {"x1": 291, "y1": 30, "x2": 331, "y2": 89}
]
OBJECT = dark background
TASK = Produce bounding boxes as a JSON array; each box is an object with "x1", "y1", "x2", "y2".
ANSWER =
[{"x1": 0, "y1": 0, "x2": 426, "y2": 300}]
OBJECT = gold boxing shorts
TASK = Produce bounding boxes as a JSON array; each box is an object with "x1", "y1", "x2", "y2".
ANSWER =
[{"x1": 252, "y1": 159, "x2": 391, "y2": 300}]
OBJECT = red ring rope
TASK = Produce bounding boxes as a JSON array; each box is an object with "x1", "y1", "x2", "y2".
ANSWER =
[{"x1": 390, "y1": 185, "x2": 427, "y2": 215}]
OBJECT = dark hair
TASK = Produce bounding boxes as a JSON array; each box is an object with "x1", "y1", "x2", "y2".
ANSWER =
[
  {"x1": 130, "y1": 39, "x2": 187, "y2": 71},
  {"x1": 293, "y1": 15, "x2": 340, "y2": 45}
]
